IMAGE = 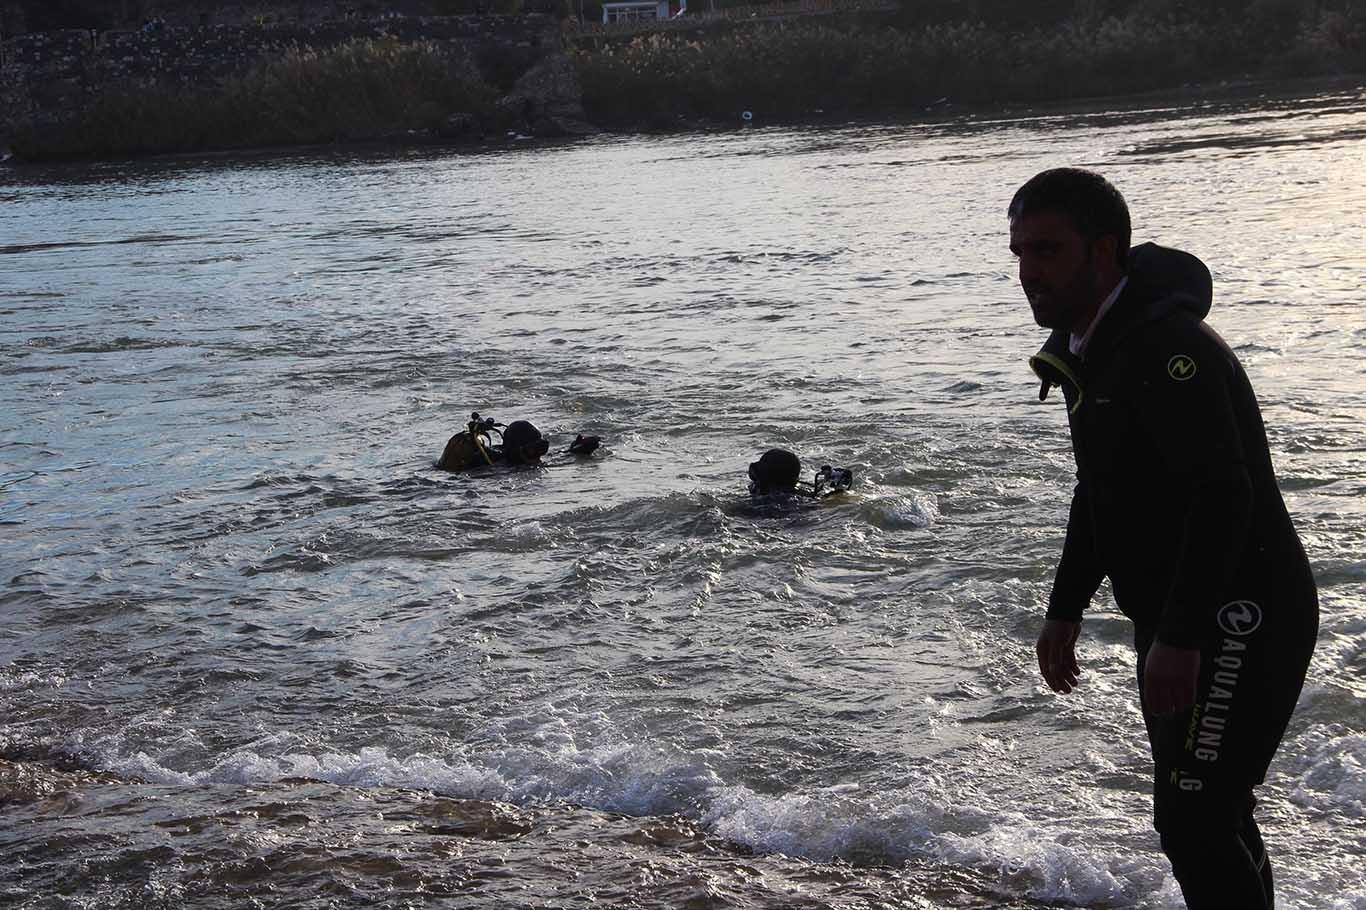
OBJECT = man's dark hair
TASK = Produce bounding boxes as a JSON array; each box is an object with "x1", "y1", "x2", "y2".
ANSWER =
[{"x1": 1008, "y1": 168, "x2": 1131, "y2": 270}]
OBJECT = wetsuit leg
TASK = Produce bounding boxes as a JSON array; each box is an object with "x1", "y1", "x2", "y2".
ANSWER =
[
  {"x1": 1152, "y1": 791, "x2": 1269, "y2": 908},
  {"x1": 1135, "y1": 584, "x2": 1316, "y2": 909},
  {"x1": 1241, "y1": 809, "x2": 1275, "y2": 904}
]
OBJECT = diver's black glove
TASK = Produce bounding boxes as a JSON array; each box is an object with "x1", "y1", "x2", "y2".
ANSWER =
[{"x1": 568, "y1": 434, "x2": 601, "y2": 455}]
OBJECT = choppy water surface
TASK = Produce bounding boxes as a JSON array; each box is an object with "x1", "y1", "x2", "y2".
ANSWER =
[{"x1": 2, "y1": 87, "x2": 1364, "y2": 910}]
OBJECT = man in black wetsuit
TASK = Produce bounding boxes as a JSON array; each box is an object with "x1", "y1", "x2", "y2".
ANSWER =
[{"x1": 1008, "y1": 167, "x2": 1318, "y2": 909}]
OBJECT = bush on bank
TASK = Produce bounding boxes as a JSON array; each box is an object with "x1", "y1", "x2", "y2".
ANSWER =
[
  {"x1": 572, "y1": 6, "x2": 1366, "y2": 124},
  {"x1": 11, "y1": 38, "x2": 497, "y2": 160}
]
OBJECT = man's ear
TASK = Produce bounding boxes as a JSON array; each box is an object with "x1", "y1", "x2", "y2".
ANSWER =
[{"x1": 1092, "y1": 234, "x2": 1120, "y2": 271}]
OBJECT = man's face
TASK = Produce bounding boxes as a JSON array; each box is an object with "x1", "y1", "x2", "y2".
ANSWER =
[{"x1": 1009, "y1": 210, "x2": 1105, "y2": 331}]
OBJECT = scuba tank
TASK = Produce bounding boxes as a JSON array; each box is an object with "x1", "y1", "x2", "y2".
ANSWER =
[
  {"x1": 436, "y1": 413, "x2": 502, "y2": 472},
  {"x1": 436, "y1": 413, "x2": 598, "y2": 471}
]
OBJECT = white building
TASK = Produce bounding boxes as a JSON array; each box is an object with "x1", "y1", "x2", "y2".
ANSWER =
[{"x1": 601, "y1": 0, "x2": 675, "y2": 23}]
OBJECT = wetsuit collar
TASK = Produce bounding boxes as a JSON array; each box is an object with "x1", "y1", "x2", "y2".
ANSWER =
[
  {"x1": 1029, "y1": 244, "x2": 1213, "y2": 413},
  {"x1": 1069, "y1": 276, "x2": 1128, "y2": 358},
  {"x1": 1029, "y1": 328, "x2": 1084, "y2": 414}
]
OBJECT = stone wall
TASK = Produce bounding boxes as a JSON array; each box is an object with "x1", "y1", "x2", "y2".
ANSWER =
[{"x1": 0, "y1": 14, "x2": 560, "y2": 131}]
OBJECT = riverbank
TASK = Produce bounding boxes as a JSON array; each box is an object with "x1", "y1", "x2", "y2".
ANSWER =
[
  {"x1": 3, "y1": 6, "x2": 1363, "y2": 163},
  {"x1": 5, "y1": 68, "x2": 1363, "y2": 170},
  {"x1": 3, "y1": 39, "x2": 494, "y2": 161},
  {"x1": 573, "y1": 71, "x2": 1366, "y2": 146},
  {"x1": 571, "y1": 8, "x2": 1365, "y2": 127},
  {"x1": 0, "y1": 14, "x2": 572, "y2": 162},
  {"x1": 5, "y1": 72, "x2": 1364, "y2": 171}
]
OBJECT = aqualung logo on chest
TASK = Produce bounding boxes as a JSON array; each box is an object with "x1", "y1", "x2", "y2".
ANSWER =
[
  {"x1": 1217, "y1": 599, "x2": 1263, "y2": 636},
  {"x1": 1167, "y1": 355, "x2": 1197, "y2": 381}
]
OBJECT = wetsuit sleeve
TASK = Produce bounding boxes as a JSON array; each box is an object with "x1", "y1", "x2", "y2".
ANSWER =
[
  {"x1": 1047, "y1": 480, "x2": 1104, "y2": 622},
  {"x1": 1132, "y1": 322, "x2": 1254, "y2": 648}
]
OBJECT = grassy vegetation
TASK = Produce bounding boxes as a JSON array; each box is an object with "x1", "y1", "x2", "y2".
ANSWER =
[
  {"x1": 11, "y1": 38, "x2": 498, "y2": 160},
  {"x1": 9, "y1": 2, "x2": 1363, "y2": 159},
  {"x1": 572, "y1": 4, "x2": 1366, "y2": 125}
]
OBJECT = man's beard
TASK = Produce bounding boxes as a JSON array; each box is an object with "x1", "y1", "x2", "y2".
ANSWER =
[{"x1": 1028, "y1": 250, "x2": 1100, "y2": 331}]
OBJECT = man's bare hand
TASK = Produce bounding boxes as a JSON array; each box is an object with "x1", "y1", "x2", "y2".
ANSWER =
[
  {"x1": 1142, "y1": 641, "x2": 1201, "y2": 715},
  {"x1": 1037, "y1": 619, "x2": 1082, "y2": 694}
]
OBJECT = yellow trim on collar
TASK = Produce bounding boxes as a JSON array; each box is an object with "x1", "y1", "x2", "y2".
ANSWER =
[{"x1": 1029, "y1": 351, "x2": 1084, "y2": 415}]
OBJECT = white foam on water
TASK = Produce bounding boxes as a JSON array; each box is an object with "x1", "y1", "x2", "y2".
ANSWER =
[
  {"x1": 0, "y1": 668, "x2": 67, "y2": 691},
  {"x1": 936, "y1": 822, "x2": 1182, "y2": 909},
  {"x1": 702, "y1": 776, "x2": 1183, "y2": 909},
  {"x1": 67, "y1": 724, "x2": 1188, "y2": 907},
  {"x1": 504, "y1": 519, "x2": 555, "y2": 548},
  {"x1": 1281, "y1": 875, "x2": 1366, "y2": 910},
  {"x1": 1327, "y1": 898, "x2": 1366, "y2": 910},
  {"x1": 84, "y1": 734, "x2": 725, "y2": 819},
  {"x1": 862, "y1": 492, "x2": 939, "y2": 529},
  {"x1": 1285, "y1": 726, "x2": 1366, "y2": 817},
  {"x1": 704, "y1": 781, "x2": 958, "y2": 863}
]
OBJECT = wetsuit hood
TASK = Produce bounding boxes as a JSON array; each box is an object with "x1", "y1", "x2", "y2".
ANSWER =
[
  {"x1": 1124, "y1": 242, "x2": 1212, "y2": 324},
  {"x1": 1029, "y1": 243, "x2": 1212, "y2": 409}
]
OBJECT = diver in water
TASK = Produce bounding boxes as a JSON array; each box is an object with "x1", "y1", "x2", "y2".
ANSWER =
[
  {"x1": 436, "y1": 412, "x2": 600, "y2": 472},
  {"x1": 748, "y1": 448, "x2": 853, "y2": 499}
]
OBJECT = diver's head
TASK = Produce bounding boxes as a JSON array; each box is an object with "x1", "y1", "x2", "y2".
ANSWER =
[
  {"x1": 503, "y1": 420, "x2": 549, "y2": 465},
  {"x1": 748, "y1": 448, "x2": 801, "y2": 495}
]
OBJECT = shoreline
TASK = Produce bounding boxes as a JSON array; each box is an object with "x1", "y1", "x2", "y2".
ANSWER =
[
  {"x1": 601, "y1": 71, "x2": 1366, "y2": 135},
  {"x1": 3, "y1": 71, "x2": 1363, "y2": 171},
  {"x1": 5, "y1": 0, "x2": 1363, "y2": 165}
]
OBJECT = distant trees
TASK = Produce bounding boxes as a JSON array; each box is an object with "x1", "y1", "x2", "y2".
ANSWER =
[
  {"x1": 18, "y1": 0, "x2": 133, "y2": 30},
  {"x1": 895, "y1": 0, "x2": 1360, "y2": 30},
  {"x1": 7, "y1": 0, "x2": 1359, "y2": 34},
  {"x1": 5, "y1": 0, "x2": 567, "y2": 33},
  {"x1": 11, "y1": 37, "x2": 500, "y2": 159},
  {"x1": 573, "y1": 0, "x2": 1365, "y2": 125}
]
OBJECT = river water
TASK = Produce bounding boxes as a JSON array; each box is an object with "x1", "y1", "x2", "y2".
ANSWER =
[{"x1": 2, "y1": 86, "x2": 1364, "y2": 910}]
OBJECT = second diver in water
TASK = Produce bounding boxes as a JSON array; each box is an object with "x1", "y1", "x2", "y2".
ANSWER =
[
  {"x1": 437, "y1": 412, "x2": 600, "y2": 472},
  {"x1": 748, "y1": 448, "x2": 853, "y2": 499}
]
